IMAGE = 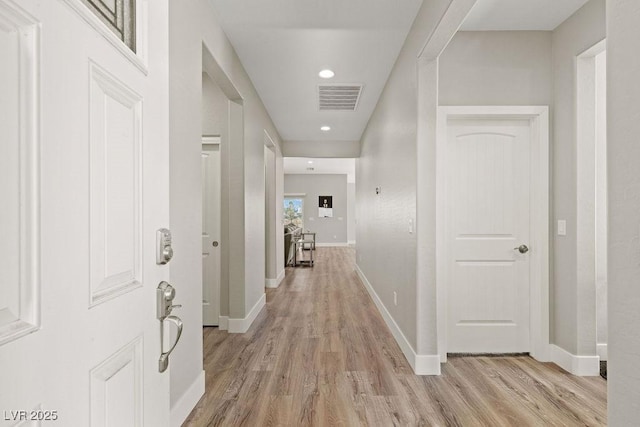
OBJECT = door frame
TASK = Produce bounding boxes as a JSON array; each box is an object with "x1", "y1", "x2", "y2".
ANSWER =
[
  {"x1": 436, "y1": 106, "x2": 550, "y2": 363},
  {"x1": 576, "y1": 40, "x2": 607, "y2": 362}
]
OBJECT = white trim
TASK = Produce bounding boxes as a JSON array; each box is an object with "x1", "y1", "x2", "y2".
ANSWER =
[
  {"x1": 597, "y1": 343, "x2": 608, "y2": 361},
  {"x1": 315, "y1": 242, "x2": 349, "y2": 247},
  {"x1": 549, "y1": 344, "x2": 600, "y2": 376},
  {"x1": 218, "y1": 316, "x2": 229, "y2": 331},
  {"x1": 60, "y1": 0, "x2": 149, "y2": 74},
  {"x1": 285, "y1": 193, "x2": 306, "y2": 197},
  {"x1": 348, "y1": 240, "x2": 356, "y2": 246},
  {"x1": 202, "y1": 136, "x2": 221, "y2": 145},
  {"x1": 436, "y1": 106, "x2": 550, "y2": 363},
  {"x1": 264, "y1": 129, "x2": 276, "y2": 148},
  {"x1": 228, "y1": 293, "x2": 266, "y2": 333},
  {"x1": 356, "y1": 265, "x2": 441, "y2": 375},
  {"x1": 170, "y1": 370, "x2": 205, "y2": 427},
  {"x1": 266, "y1": 269, "x2": 286, "y2": 289}
]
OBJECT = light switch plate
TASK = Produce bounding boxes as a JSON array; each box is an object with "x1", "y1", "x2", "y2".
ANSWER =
[{"x1": 557, "y1": 220, "x2": 566, "y2": 236}]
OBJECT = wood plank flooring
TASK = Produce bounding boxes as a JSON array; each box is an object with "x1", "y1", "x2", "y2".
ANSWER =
[{"x1": 183, "y1": 247, "x2": 607, "y2": 426}]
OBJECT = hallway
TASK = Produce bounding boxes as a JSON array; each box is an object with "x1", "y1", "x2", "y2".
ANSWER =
[{"x1": 184, "y1": 248, "x2": 606, "y2": 426}]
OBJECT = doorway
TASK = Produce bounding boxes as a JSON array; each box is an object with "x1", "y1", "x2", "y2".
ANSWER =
[
  {"x1": 436, "y1": 106, "x2": 550, "y2": 362},
  {"x1": 202, "y1": 137, "x2": 221, "y2": 326}
]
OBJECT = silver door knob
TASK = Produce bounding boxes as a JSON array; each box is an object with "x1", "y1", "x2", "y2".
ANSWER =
[
  {"x1": 514, "y1": 244, "x2": 529, "y2": 254},
  {"x1": 212, "y1": 241, "x2": 219, "y2": 247}
]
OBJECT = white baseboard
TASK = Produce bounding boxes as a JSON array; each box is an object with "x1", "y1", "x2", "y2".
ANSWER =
[
  {"x1": 218, "y1": 316, "x2": 229, "y2": 331},
  {"x1": 170, "y1": 370, "x2": 205, "y2": 427},
  {"x1": 315, "y1": 242, "x2": 349, "y2": 247},
  {"x1": 265, "y1": 269, "x2": 286, "y2": 289},
  {"x1": 348, "y1": 240, "x2": 356, "y2": 247},
  {"x1": 228, "y1": 293, "x2": 266, "y2": 333},
  {"x1": 597, "y1": 343, "x2": 608, "y2": 361},
  {"x1": 355, "y1": 264, "x2": 441, "y2": 375},
  {"x1": 549, "y1": 344, "x2": 600, "y2": 376}
]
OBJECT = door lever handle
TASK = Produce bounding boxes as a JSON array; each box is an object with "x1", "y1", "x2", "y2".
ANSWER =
[
  {"x1": 513, "y1": 244, "x2": 529, "y2": 254},
  {"x1": 159, "y1": 315, "x2": 183, "y2": 373}
]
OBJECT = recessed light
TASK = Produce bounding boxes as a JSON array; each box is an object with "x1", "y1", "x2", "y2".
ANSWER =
[
  {"x1": 320, "y1": 126, "x2": 331, "y2": 131},
  {"x1": 307, "y1": 160, "x2": 314, "y2": 164},
  {"x1": 319, "y1": 69, "x2": 335, "y2": 79}
]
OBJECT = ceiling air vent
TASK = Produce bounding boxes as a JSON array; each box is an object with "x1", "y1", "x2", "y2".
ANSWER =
[{"x1": 318, "y1": 84, "x2": 363, "y2": 111}]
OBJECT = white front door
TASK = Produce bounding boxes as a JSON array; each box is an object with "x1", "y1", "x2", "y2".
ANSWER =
[
  {"x1": 202, "y1": 141, "x2": 221, "y2": 326},
  {"x1": 446, "y1": 118, "x2": 531, "y2": 353},
  {"x1": 0, "y1": 0, "x2": 171, "y2": 425}
]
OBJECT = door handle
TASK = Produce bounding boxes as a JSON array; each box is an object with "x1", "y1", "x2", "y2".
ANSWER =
[
  {"x1": 157, "y1": 281, "x2": 183, "y2": 373},
  {"x1": 159, "y1": 315, "x2": 183, "y2": 373},
  {"x1": 514, "y1": 244, "x2": 529, "y2": 254},
  {"x1": 212, "y1": 241, "x2": 219, "y2": 247}
]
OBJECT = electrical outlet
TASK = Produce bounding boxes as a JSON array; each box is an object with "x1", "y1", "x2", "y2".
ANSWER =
[{"x1": 393, "y1": 291, "x2": 397, "y2": 306}]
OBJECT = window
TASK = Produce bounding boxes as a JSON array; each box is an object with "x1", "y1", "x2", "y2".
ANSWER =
[
  {"x1": 80, "y1": 0, "x2": 136, "y2": 52},
  {"x1": 284, "y1": 197, "x2": 304, "y2": 229}
]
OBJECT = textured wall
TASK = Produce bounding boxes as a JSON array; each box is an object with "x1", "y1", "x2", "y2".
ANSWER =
[
  {"x1": 551, "y1": 0, "x2": 605, "y2": 354},
  {"x1": 284, "y1": 174, "x2": 348, "y2": 244},
  {"x1": 347, "y1": 182, "x2": 356, "y2": 243},
  {"x1": 607, "y1": 0, "x2": 640, "y2": 423},
  {"x1": 283, "y1": 140, "x2": 361, "y2": 158},
  {"x1": 169, "y1": 0, "x2": 282, "y2": 411},
  {"x1": 439, "y1": 31, "x2": 552, "y2": 106},
  {"x1": 357, "y1": 0, "x2": 454, "y2": 352}
]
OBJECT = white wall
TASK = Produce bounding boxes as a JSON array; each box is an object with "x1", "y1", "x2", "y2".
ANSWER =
[
  {"x1": 360, "y1": 0, "x2": 607, "y2": 368},
  {"x1": 607, "y1": 0, "x2": 640, "y2": 423},
  {"x1": 264, "y1": 143, "x2": 285, "y2": 284},
  {"x1": 283, "y1": 140, "x2": 361, "y2": 158},
  {"x1": 284, "y1": 174, "x2": 348, "y2": 244},
  {"x1": 168, "y1": 0, "x2": 283, "y2": 420},
  {"x1": 357, "y1": 0, "x2": 453, "y2": 354},
  {"x1": 202, "y1": 73, "x2": 228, "y2": 136},
  {"x1": 439, "y1": 31, "x2": 552, "y2": 106},
  {"x1": 275, "y1": 155, "x2": 285, "y2": 272},
  {"x1": 347, "y1": 182, "x2": 356, "y2": 243},
  {"x1": 551, "y1": 0, "x2": 605, "y2": 355},
  {"x1": 595, "y1": 51, "x2": 607, "y2": 346}
]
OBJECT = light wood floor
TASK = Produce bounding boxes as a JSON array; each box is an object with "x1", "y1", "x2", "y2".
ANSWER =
[{"x1": 184, "y1": 247, "x2": 607, "y2": 426}]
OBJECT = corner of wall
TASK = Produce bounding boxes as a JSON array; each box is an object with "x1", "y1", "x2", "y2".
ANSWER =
[{"x1": 355, "y1": 265, "x2": 441, "y2": 375}]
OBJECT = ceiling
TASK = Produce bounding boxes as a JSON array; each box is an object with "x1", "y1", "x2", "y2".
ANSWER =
[
  {"x1": 284, "y1": 157, "x2": 356, "y2": 183},
  {"x1": 209, "y1": 0, "x2": 590, "y2": 146},
  {"x1": 209, "y1": 0, "x2": 423, "y2": 143},
  {"x1": 461, "y1": 0, "x2": 590, "y2": 31}
]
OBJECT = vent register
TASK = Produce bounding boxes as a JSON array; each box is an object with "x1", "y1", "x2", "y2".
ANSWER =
[{"x1": 318, "y1": 84, "x2": 363, "y2": 111}]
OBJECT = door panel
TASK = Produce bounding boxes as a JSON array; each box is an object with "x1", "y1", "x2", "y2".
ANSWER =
[
  {"x1": 447, "y1": 119, "x2": 531, "y2": 353},
  {"x1": 202, "y1": 144, "x2": 221, "y2": 326},
  {"x1": 0, "y1": 0, "x2": 170, "y2": 425}
]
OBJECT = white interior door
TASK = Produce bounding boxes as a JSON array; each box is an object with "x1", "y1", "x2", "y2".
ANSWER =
[
  {"x1": 446, "y1": 118, "x2": 531, "y2": 353},
  {"x1": 0, "y1": 0, "x2": 171, "y2": 425},
  {"x1": 202, "y1": 142, "x2": 221, "y2": 326}
]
